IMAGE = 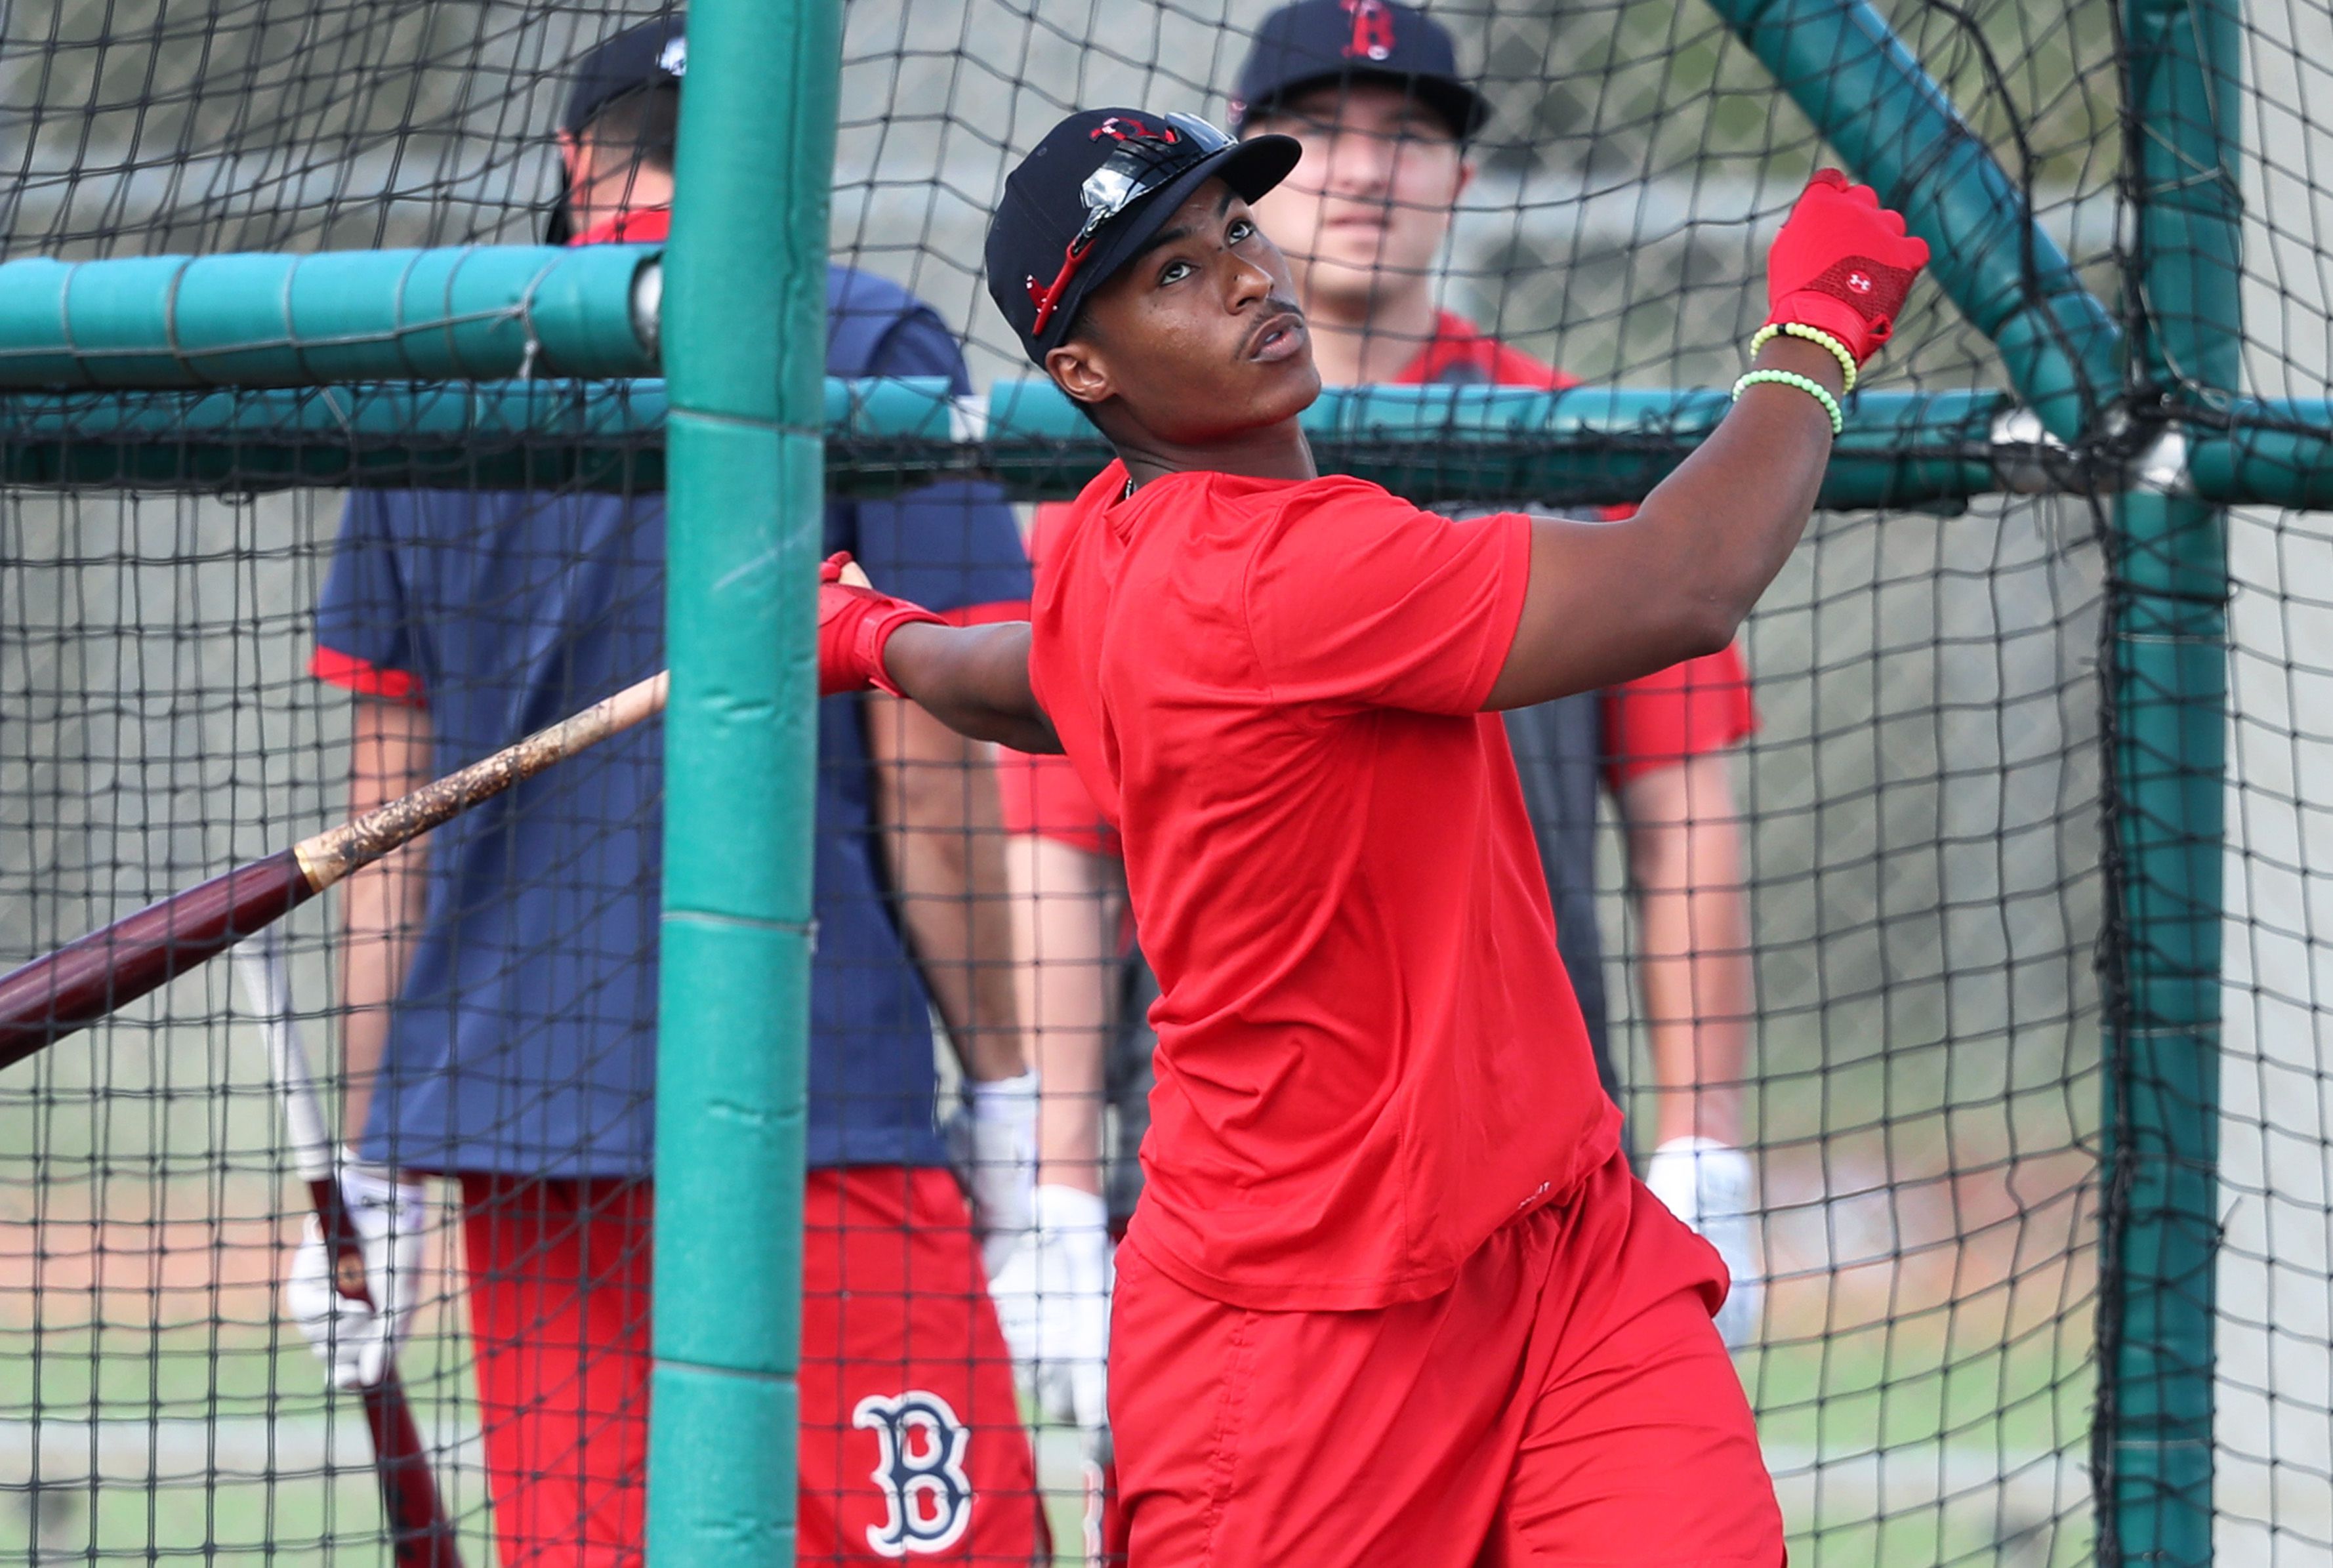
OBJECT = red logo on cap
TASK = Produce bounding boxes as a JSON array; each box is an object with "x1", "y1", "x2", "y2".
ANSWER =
[
  {"x1": 1344, "y1": 0, "x2": 1396, "y2": 62},
  {"x1": 1089, "y1": 116, "x2": 1180, "y2": 144}
]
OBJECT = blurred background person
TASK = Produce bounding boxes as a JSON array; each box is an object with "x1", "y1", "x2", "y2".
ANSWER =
[{"x1": 298, "y1": 15, "x2": 1049, "y2": 1562}]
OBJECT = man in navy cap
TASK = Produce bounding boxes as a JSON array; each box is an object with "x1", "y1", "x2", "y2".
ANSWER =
[
  {"x1": 293, "y1": 13, "x2": 1049, "y2": 1563},
  {"x1": 820, "y1": 93, "x2": 1924, "y2": 1559}
]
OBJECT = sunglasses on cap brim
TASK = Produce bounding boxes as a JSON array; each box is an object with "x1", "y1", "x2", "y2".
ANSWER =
[{"x1": 1025, "y1": 112, "x2": 1236, "y2": 338}]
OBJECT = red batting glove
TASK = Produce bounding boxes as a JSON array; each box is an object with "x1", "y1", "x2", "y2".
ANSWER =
[
  {"x1": 1764, "y1": 169, "x2": 1931, "y2": 364},
  {"x1": 819, "y1": 552, "x2": 942, "y2": 698}
]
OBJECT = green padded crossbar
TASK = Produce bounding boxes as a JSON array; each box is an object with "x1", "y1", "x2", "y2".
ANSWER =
[
  {"x1": 2187, "y1": 401, "x2": 2333, "y2": 505},
  {"x1": 0, "y1": 245, "x2": 660, "y2": 387},
  {"x1": 0, "y1": 377, "x2": 2017, "y2": 508}
]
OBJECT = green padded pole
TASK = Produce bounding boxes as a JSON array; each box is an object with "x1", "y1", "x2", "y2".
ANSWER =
[
  {"x1": 2100, "y1": 0, "x2": 2241, "y2": 1558},
  {"x1": 1704, "y1": 0, "x2": 2121, "y2": 441},
  {"x1": 0, "y1": 247, "x2": 658, "y2": 386},
  {"x1": 648, "y1": 1, "x2": 839, "y2": 1565}
]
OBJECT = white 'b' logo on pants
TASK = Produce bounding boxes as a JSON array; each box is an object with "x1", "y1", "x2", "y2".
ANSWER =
[{"x1": 852, "y1": 1390, "x2": 974, "y2": 1556}]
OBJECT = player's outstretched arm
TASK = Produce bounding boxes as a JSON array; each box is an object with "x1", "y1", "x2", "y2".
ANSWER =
[
  {"x1": 1484, "y1": 173, "x2": 1928, "y2": 712},
  {"x1": 819, "y1": 555, "x2": 1062, "y2": 753}
]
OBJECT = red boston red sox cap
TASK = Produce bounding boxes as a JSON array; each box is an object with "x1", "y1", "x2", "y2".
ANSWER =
[
  {"x1": 1230, "y1": 0, "x2": 1491, "y2": 142},
  {"x1": 985, "y1": 108, "x2": 1301, "y2": 364}
]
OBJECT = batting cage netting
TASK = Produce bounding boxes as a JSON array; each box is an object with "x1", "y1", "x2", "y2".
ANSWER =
[{"x1": 0, "y1": 0, "x2": 2326, "y2": 1564}]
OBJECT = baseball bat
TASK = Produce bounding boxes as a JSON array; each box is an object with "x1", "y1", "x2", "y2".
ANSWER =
[
  {"x1": 0, "y1": 671, "x2": 669, "y2": 1070},
  {"x1": 232, "y1": 934, "x2": 463, "y2": 1568}
]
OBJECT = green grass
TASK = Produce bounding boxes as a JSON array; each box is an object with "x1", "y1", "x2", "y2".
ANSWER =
[
  {"x1": 1748, "y1": 1329, "x2": 2095, "y2": 1566},
  {"x1": 5, "y1": 1322, "x2": 2094, "y2": 1565},
  {"x1": 0, "y1": 1133, "x2": 2098, "y2": 1567}
]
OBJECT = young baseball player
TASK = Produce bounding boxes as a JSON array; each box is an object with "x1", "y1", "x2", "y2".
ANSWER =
[
  {"x1": 821, "y1": 106, "x2": 1925, "y2": 1561},
  {"x1": 296, "y1": 16, "x2": 1048, "y2": 1563},
  {"x1": 999, "y1": 0, "x2": 1768, "y2": 1382}
]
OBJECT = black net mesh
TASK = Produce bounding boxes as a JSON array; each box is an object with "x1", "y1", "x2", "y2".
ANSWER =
[{"x1": 0, "y1": 1, "x2": 2325, "y2": 1565}]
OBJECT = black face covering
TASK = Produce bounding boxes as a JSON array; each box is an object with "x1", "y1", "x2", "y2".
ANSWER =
[{"x1": 543, "y1": 159, "x2": 574, "y2": 246}]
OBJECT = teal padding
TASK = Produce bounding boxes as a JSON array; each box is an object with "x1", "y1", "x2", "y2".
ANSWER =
[
  {"x1": 1304, "y1": 384, "x2": 2004, "y2": 510},
  {"x1": 0, "y1": 245, "x2": 657, "y2": 386},
  {"x1": 1704, "y1": 0, "x2": 2121, "y2": 441},
  {"x1": 651, "y1": 1, "x2": 837, "y2": 1564},
  {"x1": 0, "y1": 376, "x2": 2010, "y2": 506},
  {"x1": 0, "y1": 380, "x2": 669, "y2": 491},
  {"x1": 650, "y1": 913, "x2": 810, "y2": 1374},
  {"x1": 2101, "y1": 494, "x2": 2227, "y2": 1568},
  {"x1": 2190, "y1": 400, "x2": 2333, "y2": 505},
  {"x1": 2125, "y1": 0, "x2": 2244, "y2": 399},
  {"x1": 644, "y1": 1362, "x2": 800, "y2": 1568},
  {"x1": 2100, "y1": 0, "x2": 2239, "y2": 1554},
  {"x1": 985, "y1": 379, "x2": 2006, "y2": 507},
  {"x1": 660, "y1": 422, "x2": 823, "y2": 920}
]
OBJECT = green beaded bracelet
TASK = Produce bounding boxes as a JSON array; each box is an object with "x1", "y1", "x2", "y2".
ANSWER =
[
  {"x1": 1749, "y1": 321, "x2": 1859, "y2": 394},
  {"x1": 1733, "y1": 368, "x2": 1844, "y2": 435}
]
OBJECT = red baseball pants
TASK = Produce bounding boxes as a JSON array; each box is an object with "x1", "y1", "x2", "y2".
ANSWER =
[
  {"x1": 1105, "y1": 1149, "x2": 1783, "y2": 1566},
  {"x1": 458, "y1": 1165, "x2": 1047, "y2": 1567}
]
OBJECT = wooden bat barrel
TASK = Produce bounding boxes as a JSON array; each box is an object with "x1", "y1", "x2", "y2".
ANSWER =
[
  {"x1": 0, "y1": 671, "x2": 666, "y2": 1073},
  {"x1": 0, "y1": 850, "x2": 314, "y2": 1073}
]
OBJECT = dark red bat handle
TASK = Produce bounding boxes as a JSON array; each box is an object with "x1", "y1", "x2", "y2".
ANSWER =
[
  {"x1": 310, "y1": 1176, "x2": 464, "y2": 1568},
  {"x1": 0, "y1": 849, "x2": 313, "y2": 1071},
  {"x1": 363, "y1": 1380, "x2": 463, "y2": 1568}
]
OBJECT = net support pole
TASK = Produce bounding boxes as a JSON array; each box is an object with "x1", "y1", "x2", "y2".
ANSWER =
[
  {"x1": 647, "y1": 2, "x2": 839, "y2": 1565},
  {"x1": 2098, "y1": 0, "x2": 2241, "y2": 1558},
  {"x1": 1704, "y1": 0, "x2": 2122, "y2": 442}
]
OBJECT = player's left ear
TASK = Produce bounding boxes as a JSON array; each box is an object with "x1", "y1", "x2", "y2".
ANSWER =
[
  {"x1": 557, "y1": 129, "x2": 588, "y2": 191},
  {"x1": 1044, "y1": 335, "x2": 1115, "y2": 415},
  {"x1": 1455, "y1": 155, "x2": 1476, "y2": 203}
]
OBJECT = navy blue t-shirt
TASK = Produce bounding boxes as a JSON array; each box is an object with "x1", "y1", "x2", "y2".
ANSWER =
[{"x1": 312, "y1": 266, "x2": 1029, "y2": 1178}]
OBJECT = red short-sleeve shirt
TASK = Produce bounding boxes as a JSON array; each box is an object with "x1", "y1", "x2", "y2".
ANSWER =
[
  {"x1": 1028, "y1": 461, "x2": 1622, "y2": 1310},
  {"x1": 999, "y1": 312, "x2": 1754, "y2": 846}
]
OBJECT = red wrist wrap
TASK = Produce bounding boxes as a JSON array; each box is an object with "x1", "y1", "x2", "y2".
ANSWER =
[{"x1": 819, "y1": 552, "x2": 943, "y2": 698}]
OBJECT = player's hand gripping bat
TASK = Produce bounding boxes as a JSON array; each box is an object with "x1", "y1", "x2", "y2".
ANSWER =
[
  {"x1": 0, "y1": 671, "x2": 668, "y2": 1069},
  {"x1": 232, "y1": 932, "x2": 462, "y2": 1568}
]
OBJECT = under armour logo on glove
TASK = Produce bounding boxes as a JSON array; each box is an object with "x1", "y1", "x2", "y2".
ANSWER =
[
  {"x1": 852, "y1": 1390, "x2": 975, "y2": 1557},
  {"x1": 1762, "y1": 169, "x2": 1930, "y2": 365},
  {"x1": 1802, "y1": 257, "x2": 1922, "y2": 328}
]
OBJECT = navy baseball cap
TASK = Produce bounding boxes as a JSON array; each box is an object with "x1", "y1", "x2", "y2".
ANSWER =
[
  {"x1": 1230, "y1": 0, "x2": 1491, "y2": 141},
  {"x1": 545, "y1": 13, "x2": 688, "y2": 243},
  {"x1": 985, "y1": 109, "x2": 1302, "y2": 363},
  {"x1": 562, "y1": 14, "x2": 688, "y2": 134}
]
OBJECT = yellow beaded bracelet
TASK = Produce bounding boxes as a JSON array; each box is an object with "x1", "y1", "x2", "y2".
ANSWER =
[
  {"x1": 1733, "y1": 368, "x2": 1844, "y2": 436},
  {"x1": 1748, "y1": 321, "x2": 1858, "y2": 396}
]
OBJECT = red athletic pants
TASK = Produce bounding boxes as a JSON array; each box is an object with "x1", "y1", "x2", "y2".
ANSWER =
[
  {"x1": 1105, "y1": 1149, "x2": 1783, "y2": 1566},
  {"x1": 458, "y1": 1165, "x2": 1046, "y2": 1567}
]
